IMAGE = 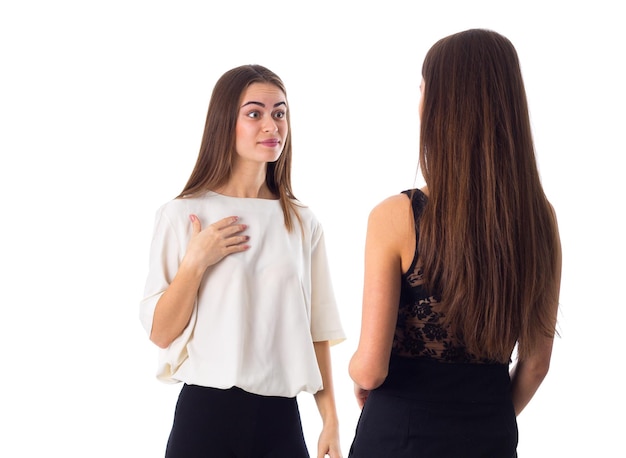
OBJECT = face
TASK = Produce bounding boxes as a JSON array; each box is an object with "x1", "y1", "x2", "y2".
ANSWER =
[{"x1": 234, "y1": 82, "x2": 288, "y2": 166}]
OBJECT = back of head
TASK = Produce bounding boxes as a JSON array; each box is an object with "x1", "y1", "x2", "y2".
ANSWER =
[
  {"x1": 417, "y1": 29, "x2": 559, "y2": 362},
  {"x1": 420, "y1": 29, "x2": 532, "y2": 193}
]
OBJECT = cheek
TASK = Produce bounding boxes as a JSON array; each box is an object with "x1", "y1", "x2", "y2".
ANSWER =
[
  {"x1": 235, "y1": 122, "x2": 252, "y2": 142},
  {"x1": 279, "y1": 122, "x2": 288, "y2": 138}
]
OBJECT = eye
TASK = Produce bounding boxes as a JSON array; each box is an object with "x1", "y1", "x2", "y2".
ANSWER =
[
  {"x1": 246, "y1": 110, "x2": 260, "y2": 119},
  {"x1": 273, "y1": 110, "x2": 286, "y2": 120}
]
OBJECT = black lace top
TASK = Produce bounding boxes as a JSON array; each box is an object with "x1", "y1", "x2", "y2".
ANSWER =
[{"x1": 391, "y1": 189, "x2": 496, "y2": 364}]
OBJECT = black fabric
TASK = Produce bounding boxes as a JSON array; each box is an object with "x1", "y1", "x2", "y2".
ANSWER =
[
  {"x1": 165, "y1": 384, "x2": 309, "y2": 458},
  {"x1": 394, "y1": 189, "x2": 498, "y2": 363},
  {"x1": 349, "y1": 189, "x2": 518, "y2": 457},
  {"x1": 349, "y1": 356, "x2": 518, "y2": 458}
]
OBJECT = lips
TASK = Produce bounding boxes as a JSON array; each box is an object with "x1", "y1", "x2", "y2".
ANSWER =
[{"x1": 259, "y1": 139, "x2": 280, "y2": 147}]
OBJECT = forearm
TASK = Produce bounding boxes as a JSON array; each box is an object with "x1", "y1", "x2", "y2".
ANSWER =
[
  {"x1": 313, "y1": 341, "x2": 339, "y2": 424},
  {"x1": 510, "y1": 206, "x2": 561, "y2": 415},
  {"x1": 150, "y1": 262, "x2": 205, "y2": 348},
  {"x1": 348, "y1": 298, "x2": 397, "y2": 391},
  {"x1": 313, "y1": 341, "x2": 342, "y2": 457},
  {"x1": 510, "y1": 359, "x2": 549, "y2": 416}
]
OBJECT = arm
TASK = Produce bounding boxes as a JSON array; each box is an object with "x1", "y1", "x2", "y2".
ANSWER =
[
  {"x1": 510, "y1": 208, "x2": 562, "y2": 415},
  {"x1": 150, "y1": 214, "x2": 249, "y2": 348},
  {"x1": 348, "y1": 196, "x2": 410, "y2": 400},
  {"x1": 313, "y1": 340, "x2": 342, "y2": 458},
  {"x1": 509, "y1": 335, "x2": 554, "y2": 416}
]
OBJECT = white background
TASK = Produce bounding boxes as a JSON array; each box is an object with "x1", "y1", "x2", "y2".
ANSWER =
[{"x1": 1, "y1": 1, "x2": 624, "y2": 456}]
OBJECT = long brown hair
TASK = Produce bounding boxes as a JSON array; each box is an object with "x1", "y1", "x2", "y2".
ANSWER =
[
  {"x1": 178, "y1": 64, "x2": 301, "y2": 232},
  {"x1": 418, "y1": 29, "x2": 560, "y2": 362}
]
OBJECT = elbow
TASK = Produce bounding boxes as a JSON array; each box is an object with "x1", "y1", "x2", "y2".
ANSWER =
[
  {"x1": 149, "y1": 329, "x2": 173, "y2": 349},
  {"x1": 152, "y1": 339, "x2": 171, "y2": 350},
  {"x1": 516, "y1": 356, "x2": 551, "y2": 384},
  {"x1": 349, "y1": 356, "x2": 388, "y2": 391},
  {"x1": 528, "y1": 348, "x2": 552, "y2": 378},
  {"x1": 354, "y1": 374, "x2": 387, "y2": 391},
  {"x1": 528, "y1": 358, "x2": 551, "y2": 381}
]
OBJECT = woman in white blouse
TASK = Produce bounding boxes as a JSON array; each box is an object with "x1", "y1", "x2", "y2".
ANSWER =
[{"x1": 140, "y1": 64, "x2": 345, "y2": 458}]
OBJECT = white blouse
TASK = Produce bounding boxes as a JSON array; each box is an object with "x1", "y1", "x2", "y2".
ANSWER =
[{"x1": 140, "y1": 191, "x2": 345, "y2": 398}]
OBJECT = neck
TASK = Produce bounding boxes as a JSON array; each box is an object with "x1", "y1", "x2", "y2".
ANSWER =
[
  {"x1": 216, "y1": 160, "x2": 278, "y2": 199},
  {"x1": 216, "y1": 166, "x2": 276, "y2": 199},
  {"x1": 215, "y1": 182, "x2": 275, "y2": 199}
]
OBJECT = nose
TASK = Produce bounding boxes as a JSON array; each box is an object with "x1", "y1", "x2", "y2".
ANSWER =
[{"x1": 263, "y1": 117, "x2": 278, "y2": 133}]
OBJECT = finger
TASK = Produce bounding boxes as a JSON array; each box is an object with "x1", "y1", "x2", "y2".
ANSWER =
[
  {"x1": 221, "y1": 223, "x2": 248, "y2": 238},
  {"x1": 212, "y1": 216, "x2": 240, "y2": 230},
  {"x1": 224, "y1": 234, "x2": 250, "y2": 248},
  {"x1": 189, "y1": 214, "x2": 202, "y2": 234},
  {"x1": 223, "y1": 241, "x2": 250, "y2": 255},
  {"x1": 328, "y1": 448, "x2": 342, "y2": 458}
]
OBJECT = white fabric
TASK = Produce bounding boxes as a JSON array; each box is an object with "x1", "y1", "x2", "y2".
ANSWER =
[{"x1": 140, "y1": 191, "x2": 345, "y2": 397}]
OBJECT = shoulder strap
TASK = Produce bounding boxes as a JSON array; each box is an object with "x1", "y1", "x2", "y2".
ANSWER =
[
  {"x1": 400, "y1": 189, "x2": 428, "y2": 278},
  {"x1": 401, "y1": 189, "x2": 427, "y2": 223}
]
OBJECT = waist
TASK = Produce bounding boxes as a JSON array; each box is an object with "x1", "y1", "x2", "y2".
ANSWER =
[{"x1": 379, "y1": 355, "x2": 512, "y2": 403}]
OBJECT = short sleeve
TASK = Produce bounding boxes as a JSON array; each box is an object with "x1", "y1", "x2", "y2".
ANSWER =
[
  {"x1": 139, "y1": 205, "x2": 183, "y2": 336},
  {"x1": 309, "y1": 224, "x2": 346, "y2": 345},
  {"x1": 139, "y1": 204, "x2": 198, "y2": 383}
]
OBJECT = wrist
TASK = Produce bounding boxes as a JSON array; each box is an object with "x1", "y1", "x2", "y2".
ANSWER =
[
  {"x1": 179, "y1": 255, "x2": 208, "y2": 278},
  {"x1": 321, "y1": 414, "x2": 339, "y2": 428}
]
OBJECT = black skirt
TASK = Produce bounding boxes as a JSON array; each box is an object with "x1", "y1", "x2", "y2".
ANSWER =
[
  {"x1": 165, "y1": 385, "x2": 309, "y2": 457},
  {"x1": 349, "y1": 356, "x2": 518, "y2": 458}
]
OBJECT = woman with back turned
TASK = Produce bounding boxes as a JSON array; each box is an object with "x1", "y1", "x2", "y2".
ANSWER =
[{"x1": 348, "y1": 29, "x2": 561, "y2": 457}]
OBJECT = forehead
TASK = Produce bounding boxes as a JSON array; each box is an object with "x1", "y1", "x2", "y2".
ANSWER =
[{"x1": 240, "y1": 82, "x2": 286, "y2": 104}]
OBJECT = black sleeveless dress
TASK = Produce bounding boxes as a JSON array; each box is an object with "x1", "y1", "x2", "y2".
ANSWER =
[{"x1": 349, "y1": 189, "x2": 518, "y2": 458}]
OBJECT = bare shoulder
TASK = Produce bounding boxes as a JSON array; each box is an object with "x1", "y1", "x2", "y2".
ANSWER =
[
  {"x1": 370, "y1": 193, "x2": 412, "y2": 216},
  {"x1": 368, "y1": 193, "x2": 414, "y2": 240}
]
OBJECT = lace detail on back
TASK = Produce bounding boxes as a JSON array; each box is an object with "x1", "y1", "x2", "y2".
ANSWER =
[{"x1": 391, "y1": 189, "x2": 494, "y2": 364}]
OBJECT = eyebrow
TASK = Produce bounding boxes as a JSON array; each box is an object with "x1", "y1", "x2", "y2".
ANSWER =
[{"x1": 241, "y1": 101, "x2": 287, "y2": 108}]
